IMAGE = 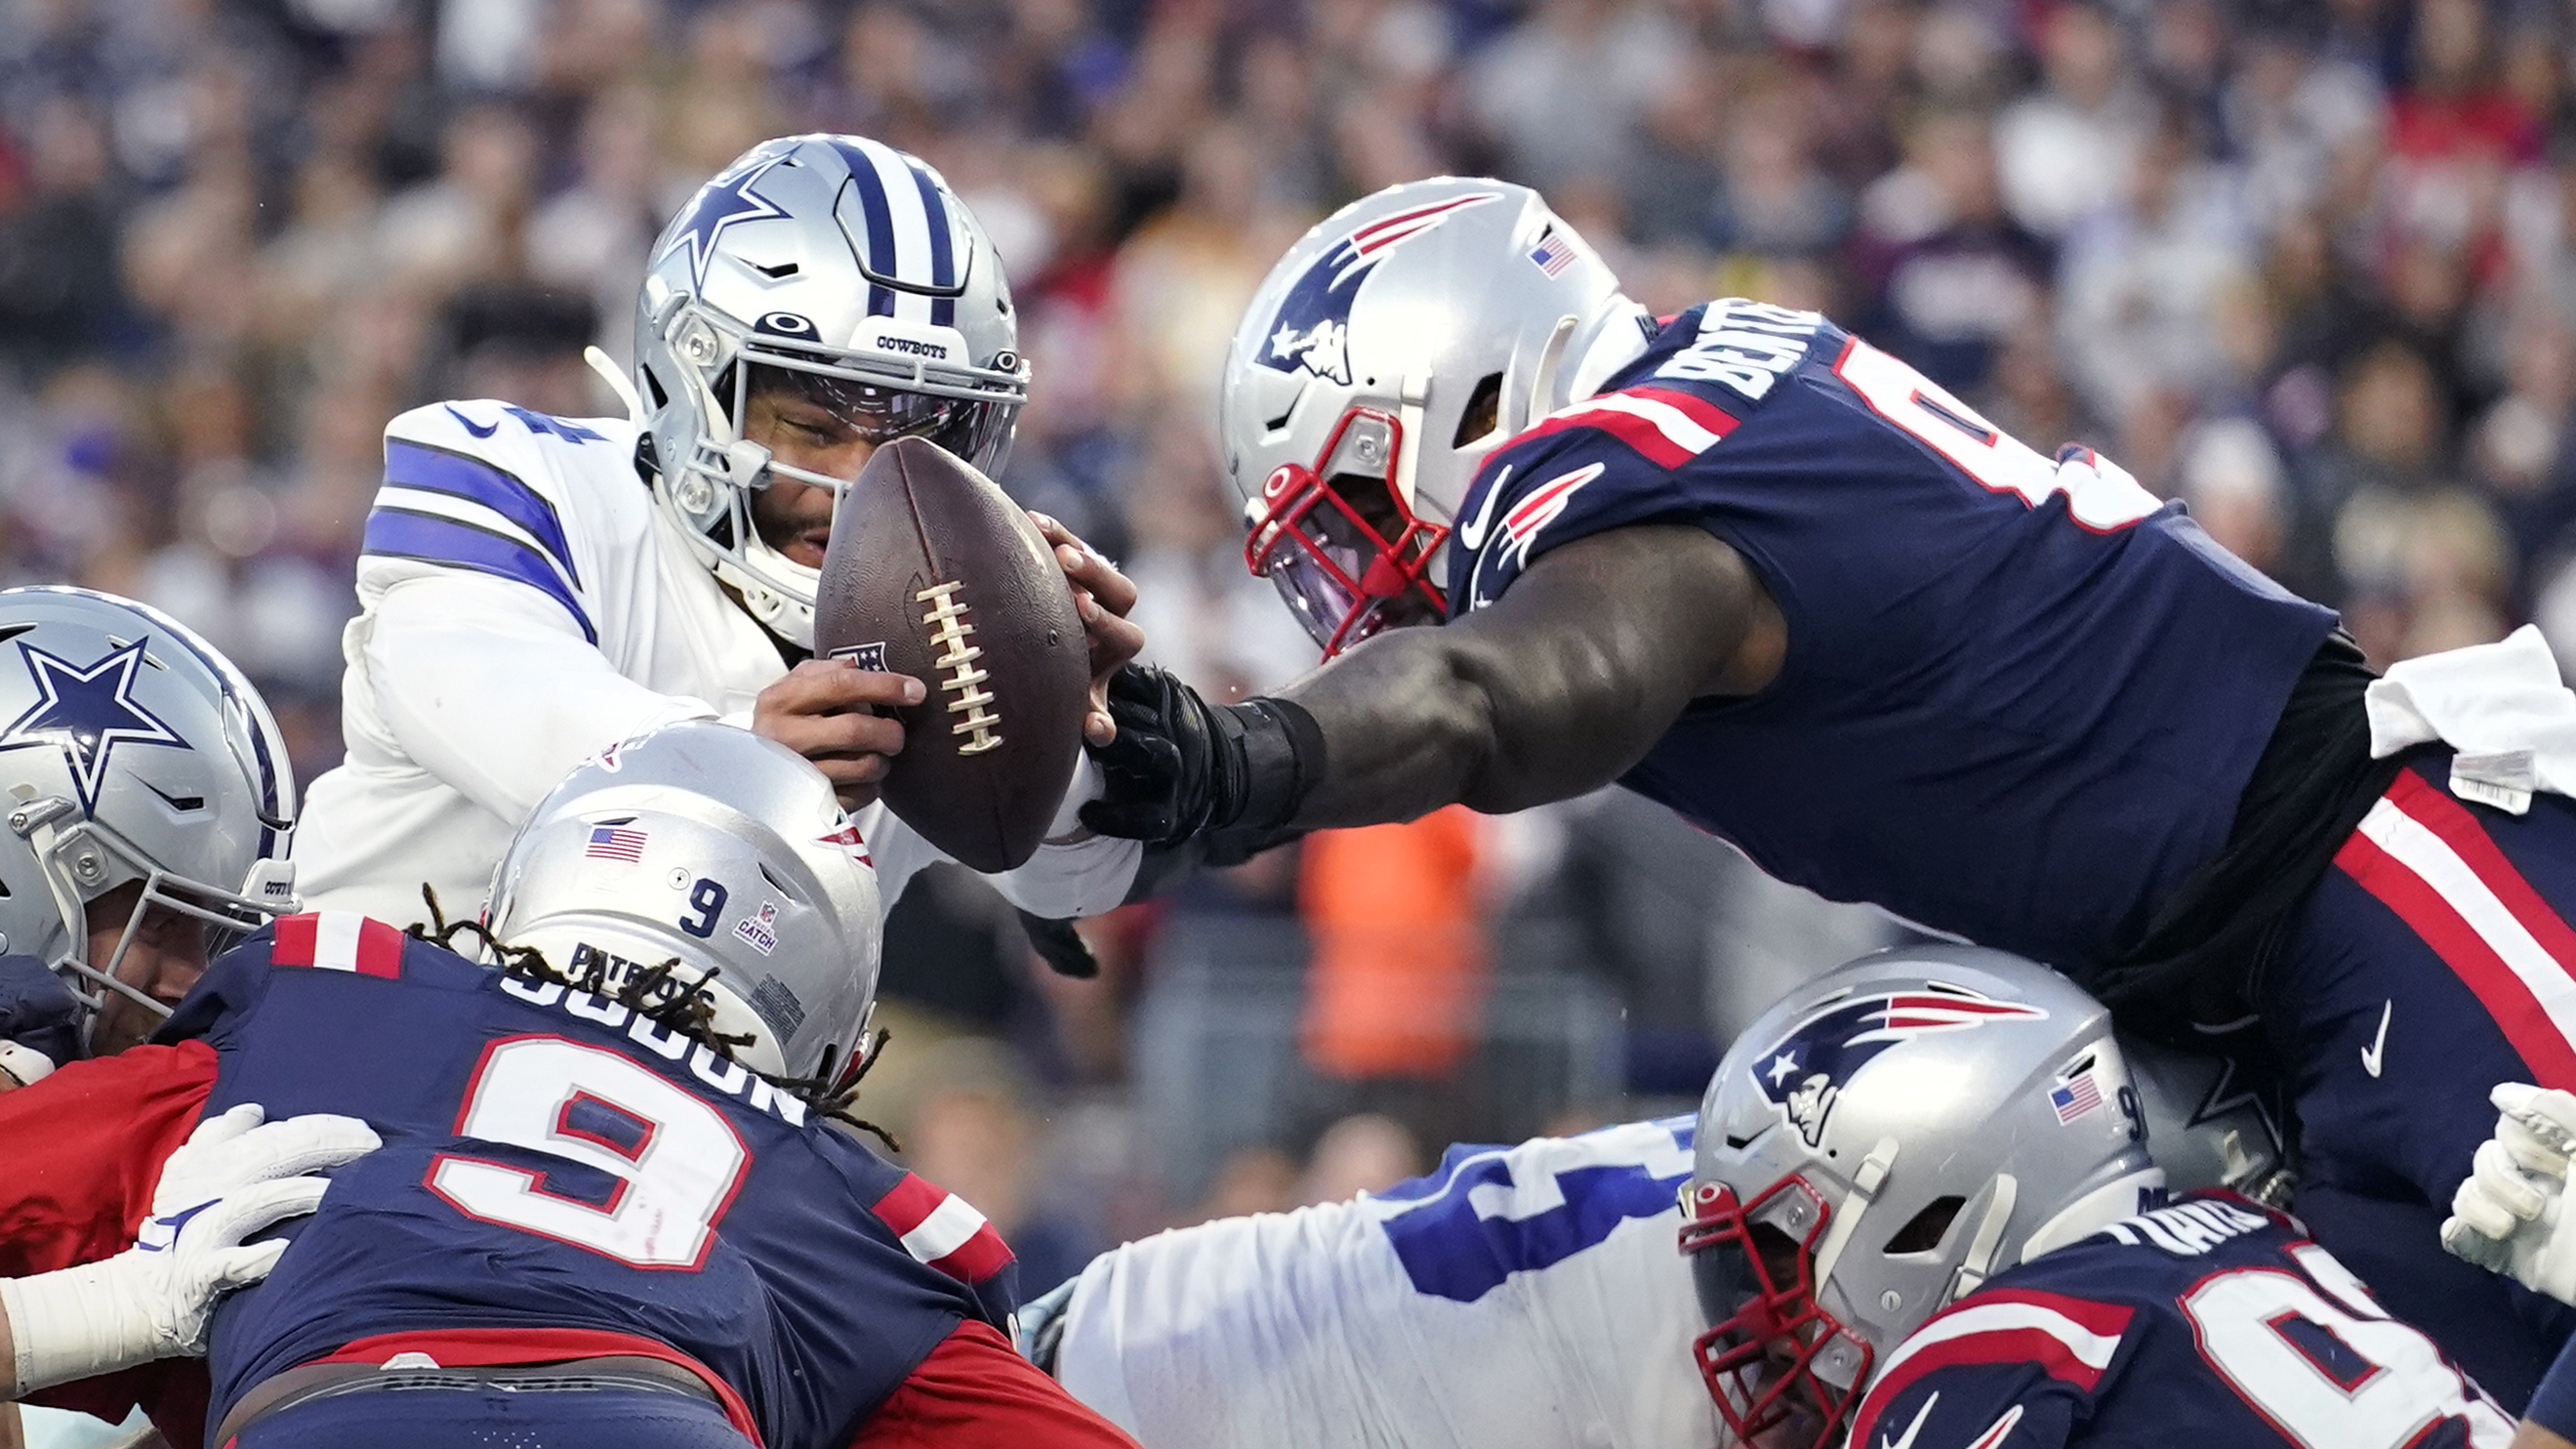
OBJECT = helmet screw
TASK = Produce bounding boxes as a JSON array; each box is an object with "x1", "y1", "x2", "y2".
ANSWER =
[
  {"x1": 1880, "y1": 1290, "x2": 1901, "y2": 1312},
  {"x1": 1355, "y1": 437, "x2": 1382, "y2": 463},
  {"x1": 74, "y1": 852, "x2": 100, "y2": 877}
]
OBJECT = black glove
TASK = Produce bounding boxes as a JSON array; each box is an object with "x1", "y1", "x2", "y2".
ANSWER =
[
  {"x1": 1015, "y1": 910, "x2": 1099, "y2": 979},
  {"x1": 1078, "y1": 664, "x2": 1324, "y2": 848}
]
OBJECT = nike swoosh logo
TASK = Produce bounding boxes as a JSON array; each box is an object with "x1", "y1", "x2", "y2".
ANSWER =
[
  {"x1": 2361, "y1": 999, "x2": 2392, "y2": 1079},
  {"x1": 444, "y1": 405, "x2": 500, "y2": 438},
  {"x1": 1879, "y1": 1391, "x2": 1938, "y2": 1449},
  {"x1": 1453, "y1": 465, "x2": 1514, "y2": 554}
]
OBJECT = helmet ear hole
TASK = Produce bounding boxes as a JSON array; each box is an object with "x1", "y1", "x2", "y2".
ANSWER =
[
  {"x1": 641, "y1": 364, "x2": 669, "y2": 411},
  {"x1": 1452, "y1": 371, "x2": 1504, "y2": 448},
  {"x1": 1882, "y1": 1194, "x2": 1967, "y2": 1256}
]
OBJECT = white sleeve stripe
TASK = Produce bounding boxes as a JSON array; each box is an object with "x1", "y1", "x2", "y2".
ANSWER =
[
  {"x1": 1566, "y1": 393, "x2": 1727, "y2": 453},
  {"x1": 1871, "y1": 1300, "x2": 2123, "y2": 1386},
  {"x1": 313, "y1": 910, "x2": 366, "y2": 971},
  {"x1": 898, "y1": 1193, "x2": 992, "y2": 1263}
]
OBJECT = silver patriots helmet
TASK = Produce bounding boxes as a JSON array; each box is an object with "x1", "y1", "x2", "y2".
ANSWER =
[
  {"x1": 0, "y1": 587, "x2": 296, "y2": 1037},
  {"x1": 1220, "y1": 177, "x2": 1650, "y2": 655},
  {"x1": 634, "y1": 134, "x2": 1028, "y2": 650},
  {"x1": 1681, "y1": 946, "x2": 2160, "y2": 1448},
  {"x1": 483, "y1": 721, "x2": 883, "y2": 1081}
]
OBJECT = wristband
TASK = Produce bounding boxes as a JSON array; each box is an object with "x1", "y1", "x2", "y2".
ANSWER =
[{"x1": 1220, "y1": 697, "x2": 1325, "y2": 834}]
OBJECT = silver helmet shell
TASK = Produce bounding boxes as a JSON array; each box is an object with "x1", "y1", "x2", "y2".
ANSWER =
[
  {"x1": 1681, "y1": 946, "x2": 2159, "y2": 1446},
  {"x1": 0, "y1": 587, "x2": 297, "y2": 1035},
  {"x1": 1219, "y1": 177, "x2": 1649, "y2": 654},
  {"x1": 634, "y1": 134, "x2": 1028, "y2": 650},
  {"x1": 2126, "y1": 1036, "x2": 2292, "y2": 1207},
  {"x1": 483, "y1": 721, "x2": 882, "y2": 1081}
]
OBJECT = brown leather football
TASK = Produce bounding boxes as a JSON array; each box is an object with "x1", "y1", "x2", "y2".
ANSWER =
[{"x1": 812, "y1": 437, "x2": 1087, "y2": 873}]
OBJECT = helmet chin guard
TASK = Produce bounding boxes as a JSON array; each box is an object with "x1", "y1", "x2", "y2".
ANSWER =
[{"x1": 1680, "y1": 1176, "x2": 1873, "y2": 1447}]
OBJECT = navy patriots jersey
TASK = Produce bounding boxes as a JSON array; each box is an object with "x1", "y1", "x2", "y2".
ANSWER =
[
  {"x1": 1446, "y1": 301, "x2": 2337, "y2": 975},
  {"x1": 155, "y1": 914, "x2": 1017, "y2": 1447},
  {"x1": 1846, "y1": 1193, "x2": 2513, "y2": 1449}
]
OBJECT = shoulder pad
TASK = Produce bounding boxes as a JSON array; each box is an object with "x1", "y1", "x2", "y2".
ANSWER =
[{"x1": 368, "y1": 403, "x2": 642, "y2": 642}]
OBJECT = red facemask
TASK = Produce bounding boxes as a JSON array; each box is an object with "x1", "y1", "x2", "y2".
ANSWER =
[
  {"x1": 1679, "y1": 1177, "x2": 1875, "y2": 1449},
  {"x1": 1243, "y1": 406, "x2": 1452, "y2": 657}
]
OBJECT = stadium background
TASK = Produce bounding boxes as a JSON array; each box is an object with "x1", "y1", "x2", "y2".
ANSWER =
[{"x1": 1, "y1": 0, "x2": 2572, "y2": 1307}]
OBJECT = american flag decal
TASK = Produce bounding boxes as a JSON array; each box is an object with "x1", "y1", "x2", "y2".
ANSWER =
[
  {"x1": 2051, "y1": 1072, "x2": 2104, "y2": 1124},
  {"x1": 586, "y1": 824, "x2": 648, "y2": 862},
  {"x1": 1529, "y1": 231, "x2": 1576, "y2": 277}
]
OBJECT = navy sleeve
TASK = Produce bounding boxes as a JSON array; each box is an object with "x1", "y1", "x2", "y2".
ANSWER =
[
  {"x1": 0, "y1": 952, "x2": 83, "y2": 1067},
  {"x1": 2530, "y1": 1329, "x2": 2576, "y2": 1441}
]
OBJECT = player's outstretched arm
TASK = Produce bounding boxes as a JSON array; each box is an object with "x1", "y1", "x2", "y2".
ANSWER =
[
  {"x1": 1083, "y1": 523, "x2": 1771, "y2": 844},
  {"x1": 0, "y1": 1104, "x2": 378, "y2": 1397},
  {"x1": 1279, "y1": 523, "x2": 1771, "y2": 824}
]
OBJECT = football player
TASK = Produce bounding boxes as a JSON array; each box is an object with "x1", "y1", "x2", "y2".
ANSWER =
[
  {"x1": 1020, "y1": 946, "x2": 2286, "y2": 1449},
  {"x1": 291, "y1": 133, "x2": 1146, "y2": 941},
  {"x1": 0, "y1": 586, "x2": 298, "y2": 1080},
  {"x1": 1082, "y1": 177, "x2": 2576, "y2": 1400},
  {"x1": 1689, "y1": 949, "x2": 2511, "y2": 1449},
  {"x1": 2, "y1": 721, "x2": 1137, "y2": 1449}
]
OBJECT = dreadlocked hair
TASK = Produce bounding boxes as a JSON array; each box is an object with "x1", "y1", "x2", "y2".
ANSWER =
[
  {"x1": 766, "y1": 1025, "x2": 902, "y2": 1153},
  {"x1": 404, "y1": 885, "x2": 899, "y2": 1147}
]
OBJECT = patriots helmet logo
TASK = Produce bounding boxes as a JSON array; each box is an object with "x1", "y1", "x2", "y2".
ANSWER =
[
  {"x1": 0, "y1": 639, "x2": 189, "y2": 815},
  {"x1": 1259, "y1": 192, "x2": 1499, "y2": 387},
  {"x1": 1752, "y1": 984, "x2": 2051, "y2": 1146}
]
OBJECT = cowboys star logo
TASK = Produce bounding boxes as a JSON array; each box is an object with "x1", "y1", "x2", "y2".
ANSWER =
[{"x1": 0, "y1": 639, "x2": 189, "y2": 814}]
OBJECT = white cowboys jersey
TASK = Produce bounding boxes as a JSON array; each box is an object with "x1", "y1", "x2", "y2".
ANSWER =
[
  {"x1": 1053, "y1": 1118, "x2": 1723, "y2": 1449},
  {"x1": 294, "y1": 399, "x2": 1140, "y2": 925}
]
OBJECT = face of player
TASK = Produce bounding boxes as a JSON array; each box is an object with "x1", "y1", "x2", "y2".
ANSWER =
[
  {"x1": 82, "y1": 880, "x2": 211, "y2": 1056},
  {"x1": 743, "y1": 388, "x2": 869, "y2": 571}
]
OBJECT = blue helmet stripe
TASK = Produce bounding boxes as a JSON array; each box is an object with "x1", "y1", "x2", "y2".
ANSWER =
[
  {"x1": 361, "y1": 509, "x2": 597, "y2": 644},
  {"x1": 384, "y1": 441, "x2": 581, "y2": 588},
  {"x1": 907, "y1": 160, "x2": 957, "y2": 328},
  {"x1": 836, "y1": 144, "x2": 900, "y2": 318}
]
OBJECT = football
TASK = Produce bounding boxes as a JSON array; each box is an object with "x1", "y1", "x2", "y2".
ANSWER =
[{"x1": 812, "y1": 436, "x2": 1089, "y2": 874}]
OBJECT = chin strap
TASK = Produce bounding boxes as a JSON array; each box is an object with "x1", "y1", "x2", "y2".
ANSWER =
[{"x1": 586, "y1": 346, "x2": 645, "y2": 428}]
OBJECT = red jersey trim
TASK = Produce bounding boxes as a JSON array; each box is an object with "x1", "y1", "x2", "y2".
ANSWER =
[
  {"x1": 1847, "y1": 1288, "x2": 2131, "y2": 1446},
  {"x1": 2333, "y1": 767, "x2": 2576, "y2": 1089},
  {"x1": 302, "y1": 1328, "x2": 761, "y2": 1446},
  {"x1": 873, "y1": 1173, "x2": 1013, "y2": 1286},
  {"x1": 270, "y1": 913, "x2": 405, "y2": 978}
]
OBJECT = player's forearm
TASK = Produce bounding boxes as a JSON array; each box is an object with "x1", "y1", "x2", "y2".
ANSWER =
[
  {"x1": 367, "y1": 574, "x2": 720, "y2": 818},
  {"x1": 1278, "y1": 524, "x2": 1758, "y2": 827},
  {"x1": 1, "y1": 1298, "x2": 19, "y2": 1398}
]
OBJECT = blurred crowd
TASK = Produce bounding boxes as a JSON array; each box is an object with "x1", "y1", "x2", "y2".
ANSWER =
[{"x1": 5, "y1": 0, "x2": 2576, "y2": 1287}]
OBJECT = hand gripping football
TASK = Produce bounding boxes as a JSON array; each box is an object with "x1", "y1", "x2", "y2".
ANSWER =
[{"x1": 814, "y1": 437, "x2": 1088, "y2": 873}]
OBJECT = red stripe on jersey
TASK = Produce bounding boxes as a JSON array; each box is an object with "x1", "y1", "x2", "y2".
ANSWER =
[
  {"x1": 1847, "y1": 1289, "x2": 2132, "y2": 1447},
  {"x1": 875, "y1": 1172, "x2": 947, "y2": 1235},
  {"x1": 352, "y1": 916, "x2": 405, "y2": 978},
  {"x1": 2334, "y1": 771, "x2": 2576, "y2": 1090},
  {"x1": 1620, "y1": 386, "x2": 1740, "y2": 437},
  {"x1": 271, "y1": 914, "x2": 318, "y2": 968},
  {"x1": 1512, "y1": 391, "x2": 1738, "y2": 471},
  {"x1": 308, "y1": 1328, "x2": 760, "y2": 1445},
  {"x1": 875, "y1": 1173, "x2": 1015, "y2": 1286}
]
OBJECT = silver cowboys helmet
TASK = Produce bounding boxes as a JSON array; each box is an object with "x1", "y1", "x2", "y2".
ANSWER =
[
  {"x1": 2127, "y1": 1036, "x2": 2293, "y2": 1207},
  {"x1": 1681, "y1": 946, "x2": 2160, "y2": 1448},
  {"x1": 1220, "y1": 177, "x2": 1651, "y2": 655},
  {"x1": 484, "y1": 721, "x2": 883, "y2": 1081},
  {"x1": 0, "y1": 587, "x2": 296, "y2": 1039},
  {"x1": 634, "y1": 134, "x2": 1028, "y2": 650}
]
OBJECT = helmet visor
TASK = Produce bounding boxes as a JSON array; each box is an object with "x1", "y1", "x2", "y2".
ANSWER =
[
  {"x1": 745, "y1": 363, "x2": 1014, "y2": 476},
  {"x1": 1244, "y1": 407, "x2": 1449, "y2": 656}
]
